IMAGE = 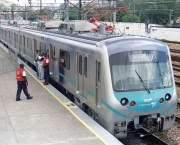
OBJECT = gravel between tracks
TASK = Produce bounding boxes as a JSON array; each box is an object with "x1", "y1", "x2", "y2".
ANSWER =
[{"x1": 157, "y1": 42, "x2": 180, "y2": 145}]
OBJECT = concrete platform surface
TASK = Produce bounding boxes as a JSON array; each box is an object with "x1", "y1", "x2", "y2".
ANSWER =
[{"x1": 0, "y1": 48, "x2": 105, "y2": 145}]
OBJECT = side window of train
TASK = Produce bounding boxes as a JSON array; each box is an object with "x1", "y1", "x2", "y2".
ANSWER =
[
  {"x1": 60, "y1": 49, "x2": 70, "y2": 70},
  {"x1": 84, "y1": 57, "x2": 87, "y2": 78},
  {"x1": 33, "y1": 39, "x2": 37, "y2": 59},
  {"x1": 14, "y1": 33, "x2": 16, "y2": 44},
  {"x1": 20, "y1": 36, "x2": 22, "y2": 45},
  {"x1": 96, "y1": 61, "x2": 101, "y2": 83},
  {"x1": 50, "y1": 44, "x2": 53, "y2": 59},
  {"x1": 8, "y1": 31, "x2": 10, "y2": 42},
  {"x1": 23, "y1": 36, "x2": 25, "y2": 47},
  {"x1": 79, "y1": 55, "x2": 82, "y2": 75},
  {"x1": 27, "y1": 38, "x2": 32, "y2": 50},
  {"x1": 40, "y1": 42, "x2": 46, "y2": 53},
  {"x1": 11, "y1": 33, "x2": 13, "y2": 44},
  {"x1": 49, "y1": 44, "x2": 55, "y2": 61},
  {"x1": 16, "y1": 34, "x2": 18, "y2": 43}
]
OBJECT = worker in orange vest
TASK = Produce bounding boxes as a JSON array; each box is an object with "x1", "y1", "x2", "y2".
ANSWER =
[
  {"x1": 16, "y1": 63, "x2": 33, "y2": 101},
  {"x1": 43, "y1": 52, "x2": 50, "y2": 85}
]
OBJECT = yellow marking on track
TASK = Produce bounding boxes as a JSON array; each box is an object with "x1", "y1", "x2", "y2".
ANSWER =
[{"x1": 64, "y1": 102, "x2": 78, "y2": 108}]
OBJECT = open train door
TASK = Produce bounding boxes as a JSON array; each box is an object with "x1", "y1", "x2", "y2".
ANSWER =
[{"x1": 49, "y1": 43, "x2": 55, "y2": 78}]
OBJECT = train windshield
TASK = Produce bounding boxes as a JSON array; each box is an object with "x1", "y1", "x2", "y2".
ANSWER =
[{"x1": 110, "y1": 50, "x2": 173, "y2": 91}]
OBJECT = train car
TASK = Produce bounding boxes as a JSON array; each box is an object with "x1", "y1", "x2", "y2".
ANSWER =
[
  {"x1": 0, "y1": 23, "x2": 177, "y2": 139},
  {"x1": 0, "y1": 25, "x2": 22, "y2": 56}
]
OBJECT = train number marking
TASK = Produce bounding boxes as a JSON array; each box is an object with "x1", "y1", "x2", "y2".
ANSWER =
[{"x1": 144, "y1": 98, "x2": 152, "y2": 102}]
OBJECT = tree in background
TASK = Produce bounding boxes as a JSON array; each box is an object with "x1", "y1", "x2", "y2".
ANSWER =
[
  {"x1": 122, "y1": 14, "x2": 140, "y2": 22},
  {"x1": 0, "y1": 0, "x2": 179, "y2": 25}
]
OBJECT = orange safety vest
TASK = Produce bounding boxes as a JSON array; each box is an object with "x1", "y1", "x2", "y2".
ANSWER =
[
  {"x1": 16, "y1": 68, "x2": 25, "y2": 81},
  {"x1": 43, "y1": 56, "x2": 50, "y2": 67}
]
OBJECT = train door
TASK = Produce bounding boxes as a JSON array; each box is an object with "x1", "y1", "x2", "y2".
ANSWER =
[
  {"x1": 23, "y1": 35, "x2": 25, "y2": 54},
  {"x1": 14, "y1": 33, "x2": 16, "y2": 48},
  {"x1": 77, "y1": 52, "x2": 86, "y2": 97},
  {"x1": 8, "y1": 31, "x2": 10, "y2": 44},
  {"x1": 33, "y1": 39, "x2": 37, "y2": 60},
  {"x1": 95, "y1": 61, "x2": 101, "y2": 106},
  {"x1": 49, "y1": 44, "x2": 55, "y2": 78},
  {"x1": 5, "y1": 30, "x2": 6, "y2": 42}
]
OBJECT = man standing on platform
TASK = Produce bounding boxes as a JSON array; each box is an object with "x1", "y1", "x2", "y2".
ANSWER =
[
  {"x1": 35, "y1": 50, "x2": 40, "y2": 77},
  {"x1": 16, "y1": 63, "x2": 33, "y2": 101},
  {"x1": 43, "y1": 52, "x2": 50, "y2": 85}
]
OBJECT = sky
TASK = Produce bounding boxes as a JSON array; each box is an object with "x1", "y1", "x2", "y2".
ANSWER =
[{"x1": 10, "y1": 0, "x2": 62, "y2": 6}]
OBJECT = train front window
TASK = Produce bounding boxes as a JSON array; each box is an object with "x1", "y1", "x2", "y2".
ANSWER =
[{"x1": 110, "y1": 50, "x2": 173, "y2": 91}]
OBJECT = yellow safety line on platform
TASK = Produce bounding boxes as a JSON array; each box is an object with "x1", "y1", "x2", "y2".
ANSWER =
[
  {"x1": 25, "y1": 68, "x2": 109, "y2": 145},
  {"x1": 0, "y1": 45, "x2": 109, "y2": 145}
]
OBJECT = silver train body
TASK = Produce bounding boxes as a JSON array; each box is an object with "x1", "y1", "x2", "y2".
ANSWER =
[{"x1": 0, "y1": 24, "x2": 177, "y2": 138}]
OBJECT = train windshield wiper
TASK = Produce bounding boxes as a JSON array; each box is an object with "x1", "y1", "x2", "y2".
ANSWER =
[
  {"x1": 156, "y1": 60, "x2": 164, "y2": 85},
  {"x1": 135, "y1": 70, "x2": 150, "y2": 94}
]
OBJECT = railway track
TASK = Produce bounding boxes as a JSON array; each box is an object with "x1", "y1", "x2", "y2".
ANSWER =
[
  {"x1": 166, "y1": 42, "x2": 180, "y2": 101},
  {"x1": 168, "y1": 42, "x2": 180, "y2": 126},
  {"x1": 175, "y1": 102, "x2": 180, "y2": 124},
  {"x1": 120, "y1": 128, "x2": 169, "y2": 145},
  {"x1": 143, "y1": 130, "x2": 169, "y2": 145}
]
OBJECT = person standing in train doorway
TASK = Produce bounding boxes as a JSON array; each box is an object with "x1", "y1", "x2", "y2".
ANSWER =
[
  {"x1": 35, "y1": 50, "x2": 40, "y2": 77},
  {"x1": 16, "y1": 63, "x2": 33, "y2": 101},
  {"x1": 38, "y1": 51, "x2": 44, "y2": 80},
  {"x1": 58, "y1": 51, "x2": 66, "y2": 83},
  {"x1": 43, "y1": 52, "x2": 50, "y2": 85}
]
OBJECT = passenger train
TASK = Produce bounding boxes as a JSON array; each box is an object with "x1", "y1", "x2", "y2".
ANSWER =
[{"x1": 0, "y1": 21, "x2": 177, "y2": 138}]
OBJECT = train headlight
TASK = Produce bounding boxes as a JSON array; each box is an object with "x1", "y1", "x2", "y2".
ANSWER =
[
  {"x1": 165, "y1": 93, "x2": 171, "y2": 101},
  {"x1": 120, "y1": 98, "x2": 128, "y2": 106}
]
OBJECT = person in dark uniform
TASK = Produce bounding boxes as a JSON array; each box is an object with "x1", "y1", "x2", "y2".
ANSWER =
[
  {"x1": 43, "y1": 52, "x2": 50, "y2": 85},
  {"x1": 58, "y1": 51, "x2": 66, "y2": 83},
  {"x1": 16, "y1": 63, "x2": 33, "y2": 101}
]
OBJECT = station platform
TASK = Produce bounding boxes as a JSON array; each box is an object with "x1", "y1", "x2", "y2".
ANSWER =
[{"x1": 0, "y1": 45, "x2": 122, "y2": 145}]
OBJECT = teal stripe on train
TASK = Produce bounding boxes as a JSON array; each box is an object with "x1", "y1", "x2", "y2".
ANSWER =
[
  {"x1": 57, "y1": 71, "x2": 175, "y2": 118},
  {"x1": 101, "y1": 99, "x2": 133, "y2": 119},
  {"x1": 57, "y1": 72, "x2": 76, "y2": 86},
  {"x1": 57, "y1": 72, "x2": 95, "y2": 97},
  {"x1": 113, "y1": 87, "x2": 174, "y2": 112},
  {"x1": 87, "y1": 91, "x2": 95, "y2": 97}
]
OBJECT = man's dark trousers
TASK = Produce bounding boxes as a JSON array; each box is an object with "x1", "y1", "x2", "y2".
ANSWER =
[
  {"x1": 44, "y1": 66, "x2": 49, "y2": 84},
  {"x1": 16, "y1": 81, "x2": 30, "y2": 100}
]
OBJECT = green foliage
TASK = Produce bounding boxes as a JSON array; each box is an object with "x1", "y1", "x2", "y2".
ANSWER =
[
  {"x1": 0, "y1": 0, "x2": 179, "y2": 25},
  {"x1": 122, "y1": 14, "x2": 140, "y2": 22},
  {"x1": 124, "y1": 0, "x2": 180, "y2": 24},
  {"x1": 68, "y1": 7, "x2": 79, "y2": 20}
]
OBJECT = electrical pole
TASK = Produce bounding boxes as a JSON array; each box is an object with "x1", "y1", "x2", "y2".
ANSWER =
[
  {"x1": 169, "y1": 10, "x2": 174, "y2": 26},
  {"x1": 64, "y1": 0, "x2": 69, "y2": 21},
  {"x1": 25, "y1": 4, "x2": 27, "y2": 20},
  {"x1": 11, "y1": 5, "x2": 14, "y2": 20},
  {"x1": 113, "y1": 0, "x2": 116, "y2": 25},
  {"x1": 79, "y1": 0, "x2": 82, "y2": 20},
  {"x1": 40, "y1": 0, "x2": 42, "y2": 13}
]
